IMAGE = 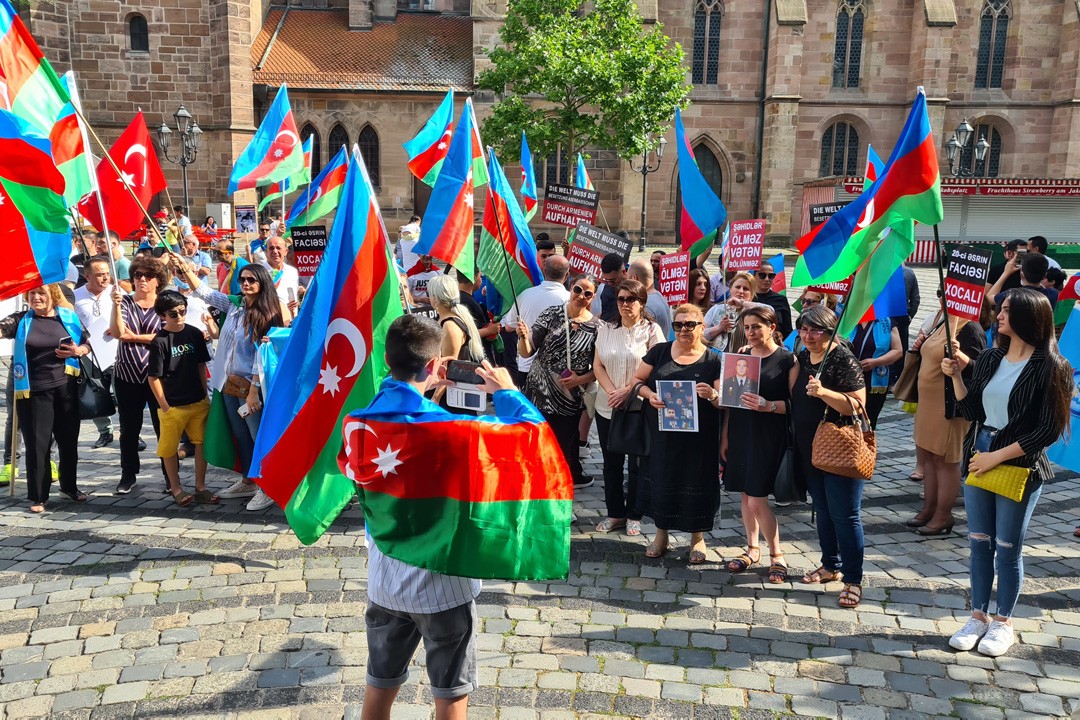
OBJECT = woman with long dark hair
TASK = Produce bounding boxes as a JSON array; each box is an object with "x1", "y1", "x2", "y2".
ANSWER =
[
  {"x1": 943, "y1": 288, "x2": 1071, "y2": 657},
  {"x1": 593, "y1": 279, "x2": 664, "y2": 536},
  {"x1": 789, "y1": 305, "x2": 867, "y2": 608},
  {"x1": 688, "y1": 269, "x2": 712, "y2": 313},
  {"x1": 110, "y1": 255, "x2": 171, "y2": 495},
  {"x1": 172, "y1": 256, "x2": 290, "y2": 511}
]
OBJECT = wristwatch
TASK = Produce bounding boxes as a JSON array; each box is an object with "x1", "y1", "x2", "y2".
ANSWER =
[{"x1": 769, "y1": 401, "x2": 778, "y2": 413}]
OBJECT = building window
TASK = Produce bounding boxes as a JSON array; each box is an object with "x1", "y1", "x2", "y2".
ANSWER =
[
  {"x1": 129, "y1": 15, "x2": 149, "y2": 52},
  {"x1": 675, "y1": 144, "x2": 723, "y2": 245},
  {"x1": 543, "y1": 148, "x2": 570, "y2": 187},
  {"x1": 819, "y1": 122, "x2": 859, "y2": 177},
  {"x1": 975, "y1": 0, "x2": 1010, "y2": 89},
  {"x1": 358, "y1": 125, "x2": 380, "y2": 188},
  {"x1": 328, "y1": 124, "x2": 350, "y2": 163},
  {"x1": 832, "y1": 0, "x2": 864, "y2": 88},
  {"x1": 692, "y1": 1, "x2": 723, "y2": 85},
  {"x1": 960, "y1": 123, "x2": 1003, "y2": 178},
  {"x1": 301, "y1": 124, "x2": 321, "y2": 177}
]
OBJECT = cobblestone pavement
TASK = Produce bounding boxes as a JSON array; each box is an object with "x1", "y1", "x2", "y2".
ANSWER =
[{"x1": 0, "y1": 267, "x2": 1079, "y2": 719}]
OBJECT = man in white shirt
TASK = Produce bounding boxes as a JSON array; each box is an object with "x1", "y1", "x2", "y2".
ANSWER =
[
  {"x1": 73, "y1": 256, "x2": 118, "y2": 448},
  {"x1": 406, "y1": 254, "x2": 441, "y2": 304},
  {"x1": 501, "y1": 256, "x2": 571, "y2": 383},
  {"x1": 628, "y1": 259, "x2": 672, "y2": 338},
  {"x1": 1028, "y1": 235, "x2": 1061, "y2": 271},
  {"x1": 173, "y1": 205, "x2": 193, "y2": 238},
  {"x1": 262, "y1": 235, "x2": 300, "y2": 312},
  {"x1": 396, "y1": 214, "x2": 422, "y2": 272}
]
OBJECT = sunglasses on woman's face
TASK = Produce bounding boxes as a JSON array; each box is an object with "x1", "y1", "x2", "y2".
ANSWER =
[
  {"x1": 672, "y1": 321, "x2": 702, "y2": 332},
  {"x1": 616, "y1": 295, "x2": 638, "y2": 304},
  {"x1": 798, "y1": 327, "x2": 826, "y2": 337},
  {"x1": 132, "y1": 271, "x2": 153, "y2": 280},
  {"x1": 162, "y1": 310, "x2": 185, "y2": 319},
  {"x1": 239, "y1": 276, "x2": 259, "y2": 285},
  {"x1": 571, "y1": 286, "x2": 594, "y2": 299},
  {"x1": 802, "y1": 298, "x2": 819, "y2": 306}
]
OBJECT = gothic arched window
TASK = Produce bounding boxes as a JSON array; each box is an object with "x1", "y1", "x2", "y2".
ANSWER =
[
  {"x1": 832, "y1": 0, "x2": 864, "y2": 88},
  {"x1": 819, "y1": 122, "x2": 859, "y2": 177},
  {"x1": 692, "y1": 1, "x2": 723, "y2": 86}
]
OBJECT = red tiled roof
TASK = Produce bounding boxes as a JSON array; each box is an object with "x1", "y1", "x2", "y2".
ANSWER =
[{"x1": 252, "y1": 9, "x2": 473, "y2": 92}]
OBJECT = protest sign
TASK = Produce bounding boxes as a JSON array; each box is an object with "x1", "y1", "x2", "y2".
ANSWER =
[
  {"x1": 566, "y1": 222, "x2": 633, "y2": 276},
  {"x1": 944, "y1": 245, "x2": 993, "y2": 322},
  {"x1": 658, "y1": 251, "x2": 691, "y2": 305},
  {"x1": 808, "y1": 277, "x2": 854, "y2": 296},
  {"x1": 726, "y1": 219, "x2": 766, "y2": 272},
  {"x1": 291, "y1": 225, "x2": 328, "y2": 280},
  {"x1": 809, "y1": 202, "x2": 850, "y2": 228},
  {"x1": 542, "y1": 183, "x2": 600, "y2": 227}
]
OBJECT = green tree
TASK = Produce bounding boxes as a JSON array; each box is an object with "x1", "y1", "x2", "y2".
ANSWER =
[{"x1": 477, "y1": 0, "x2": 690, "y2": 167}]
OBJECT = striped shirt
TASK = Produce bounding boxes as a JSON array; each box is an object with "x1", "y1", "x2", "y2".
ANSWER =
[
  {"x1": 366, "y1": 532, "x2": 480, "y2": 614},
  {"x1": 114, "y1": 295, "x2": 161, "y2": 384},
  {"x1": 593, "y1": 319, "x2": 665, "y2": 419}
]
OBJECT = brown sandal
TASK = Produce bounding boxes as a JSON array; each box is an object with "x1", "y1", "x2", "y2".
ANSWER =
[
  {"x1": 171, "y1": 490, "x2": 194, "y2": 507},
  {"x1": 801, "y1": 566, "x2": 843, "y2": 584},
  {"x1": 838, "y1": 583, "x2": 862, "y2": 608},
  {"x1": 726, "y1": 547, "x2": 759, "y2": 573},
  {"x1": 192, "y1": 489, "x2": 220, "y2": 505}
]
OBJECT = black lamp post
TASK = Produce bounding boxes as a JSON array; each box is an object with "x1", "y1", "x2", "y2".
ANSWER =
[
  {"x1": 157, "y1": 104, "x2": 203, "y2": 214},
  {"x1": 945, "y1": 118, "x2": 990, "y2": 177},
  {"x1": 631, "y1": 136, "x2": 667, "y2": 252}
]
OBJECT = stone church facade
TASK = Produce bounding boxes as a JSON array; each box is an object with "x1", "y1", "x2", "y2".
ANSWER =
[{"x1": 24, "y1": 0, "x2": 1080, "y2": 244}]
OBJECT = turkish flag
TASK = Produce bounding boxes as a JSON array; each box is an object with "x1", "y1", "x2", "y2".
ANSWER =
[{"x1": 78, "y1": 112, "x2": 167, "y2": 239}]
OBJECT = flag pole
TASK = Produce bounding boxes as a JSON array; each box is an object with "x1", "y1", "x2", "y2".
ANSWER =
[
  {"x1": 485, "y1": 183, "x2": 523, "y2": 320},
  {"x1": 7, "y1": 390, "x2": 18, "y2": 497},
  {"x1": 65, "y1": 102, "x2": 168, "y2": 248},
  {"x1": 67, "y1": 75, "x2": 120, "y2": 282},
  {"x1": 932, "y1": 224, "x2": 955, "y2": 357},
  {"x1": 68, "y1": 209, "x2": 92, "y2": 261}
]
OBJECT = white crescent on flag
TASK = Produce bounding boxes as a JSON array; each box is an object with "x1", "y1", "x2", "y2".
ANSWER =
[
  {"x1": 325, "y1": 318, "x2": 368, "y2": 378},
  {"x1": 341, "y1": 418, "x2": 377, "y2": 484},
  {"x1": 124, "y1": 143, "x2": 148, "y2": 186}
]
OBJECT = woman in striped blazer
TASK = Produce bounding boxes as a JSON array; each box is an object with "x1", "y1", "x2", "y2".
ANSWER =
[{"x1": 942, "y1": 288, "x2": 1071, "y2": 658}]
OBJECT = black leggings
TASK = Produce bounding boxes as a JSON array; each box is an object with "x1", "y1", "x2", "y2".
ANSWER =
[
  {"x1": 16, "y1": 380, "x2": 80, "y2": 504},
  {"x1": 114, "y1": 377, "x2": 165, "y2": 484},
  {"x1": 595, "y1": 415, "x2": 643, "y2": 519},
  {"x1": 544, "y1": 409, "x2": 584, "y2": 484}
]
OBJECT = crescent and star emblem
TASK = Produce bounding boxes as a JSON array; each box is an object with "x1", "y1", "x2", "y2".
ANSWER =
[
  {"x1": 856, "y1": 198, "x2": 876, "y2": 230},
  {"x1": 317, "y1": 318, "x2": 368, "y2": 397},
  {"x1": 118, "y1": 143, "x2": 147, "y2": 188},
  {"x1": 342, "y1": 418, "x2": 404, "y2": 485}
]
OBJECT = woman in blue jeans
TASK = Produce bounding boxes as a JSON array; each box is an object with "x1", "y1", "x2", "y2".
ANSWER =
[
  {"x1": 942, "y1": 288, "x2": 1071, "y2": 657},
  {"x1": 789, "y1": 306, "x2": 867, "y2": 608}
]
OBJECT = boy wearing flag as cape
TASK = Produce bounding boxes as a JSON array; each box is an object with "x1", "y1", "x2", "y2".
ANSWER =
[{"x1": 341, "y1": 314, "x2": 572, "y2": 720}]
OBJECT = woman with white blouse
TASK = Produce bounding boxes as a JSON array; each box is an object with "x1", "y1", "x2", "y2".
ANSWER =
[{"x1": 593, "y1": 280, "x2": 665, "y2": 536}]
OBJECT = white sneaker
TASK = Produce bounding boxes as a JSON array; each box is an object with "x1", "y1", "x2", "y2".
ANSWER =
[
  {"x1": 218, "y1": 479, "x2": 257, "y2": 499},
  {"x1": 246, "y1": 488, "x2": 275, "y2": 511},
  {"x1": 977, "y1": 620, "x2": 1015, "y2": 657},
  {"x1": 949, "y1": 616, "x2": 990, "y2": 651}
]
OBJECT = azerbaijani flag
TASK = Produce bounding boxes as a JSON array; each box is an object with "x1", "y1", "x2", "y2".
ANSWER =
[
  {"x1": 466, "y1": 98, "x2": 489, "y2": 187},
  {"x1": 227, "y1": 84, "x2": 304, "y2": 194},
  {"x1": 340, "y1": 380, "x2": 573, "y2": 580},
  {"x1": 259, "y1": 135, "x2": 313, "y2": 212},
  {"x1": 520, "y1": 131, "x2": 538, "y2": 221},
  {"x1": 51, "y1": 73, "x2": 92, "y2": 207},
  {"x1": 793, "y1": 89, "x2": 942, "y2": 285},
  {"x1": 412, "y1": 98, "x2": 477, "y2": 278},
  {"x1": 287, "y1": 145, "x2": 348, "y2": 228},
  {"x1": 767, "y1": 252, "x2": 786, "y2": 294},
  {"x1": 477, "y1": 149, "x2": 543, "y2": 316},
  {"x1": 404, "y1": 89, "x2": 453, "y2": 187},
  {"x1": 675, "y1": 108, "x2": 727, "y2": 258},
  {"x1": 1048, "y1": 305, "x2": 1080, "y2": 473},
  {"x1": 575, "y1": 153, "x2": 594, "y2": 191},
  {"x1": 0, "y1": 182, "x2": 69, "y2": 299},
  {"x1": 0, "y1": 110, "x2": 68, "y2": 233},
  {"x1": 0, "y1": 0, "x2": 70, "y2": 134},
  {"x1": 248, "y1": 149, "x2": 403, "y2": 545}
]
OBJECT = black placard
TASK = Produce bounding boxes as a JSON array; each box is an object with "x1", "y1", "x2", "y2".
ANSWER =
[
  {"x1": 944, "y1": 245, "x2": 993, "y2": 322},
  {"x1": 541, "y1": 183, "x2": 600, "y2": 227},
  {"x1": 809, "y1": 202, "x2": 850, "y2": 228},
  {"x1": 567, "y1": 222, "x2": 633, "y2": 277},
  {"x1": 290, "y1": 225, "x2": 328, "y2": 251}
]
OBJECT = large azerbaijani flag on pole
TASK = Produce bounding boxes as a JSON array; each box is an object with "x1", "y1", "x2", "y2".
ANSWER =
[
  {"x1": 477, "y1": 149, "x2": 543, "y2": 316},
  {"x1": 520, "y1": 131, "x2": 538, "y2": 221},
  {"x1": 339, "y1": 379, "x2": 573, "y2": 580},
  {"x1": 675, "y1": 108, "x2": 727, "y2": 258},
  {"x1": 249, "y1": 147, "x2": 403, "y2": 544},
  {"x1": 259, "y1": 135, "x2": 313, "y2": 211},
  {"x1": 793, "y1": 88, "x2": 943, "y2": 286},
  {"x1": 227, "y1": 84, "x2": 305, "y2": 194},
  {"x1": 404, "y1": 89, "x2": 453, "y2": 187},
  {"x1": 0, "y1": 110, "x2": 69, "y2": 233},
  {"x1": 286, "y1": 145, "x2": 348, "y2": 228}
]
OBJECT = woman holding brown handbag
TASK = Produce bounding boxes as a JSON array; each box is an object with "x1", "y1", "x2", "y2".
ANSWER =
[
  {"x1": 942, "y1": 288, "x2": 1070, "y2": 657},
  {"x1": 788, "y1": 305, "x2": 867, "y2": 608}
]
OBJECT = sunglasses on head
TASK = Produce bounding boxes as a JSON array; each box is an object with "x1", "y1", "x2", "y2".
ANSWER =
[
  {"x1": 162, "y1": 309, "x2": 185, "y2": 319},
  {"x1": 572, "y1": 285, "x2": 594, "y2": 299},
  {"x1": 672, "y1": 321, "x2": 702, "y2": 331},
  {"x1": 239, "y1": 276, "x2": 259, "y2": 285},
  {"x1": 616, "y1": 295, "x2": 638, "y2": 304},
  {"x1": 757, "y1": 272, "x2": 776, "y2": 280}
]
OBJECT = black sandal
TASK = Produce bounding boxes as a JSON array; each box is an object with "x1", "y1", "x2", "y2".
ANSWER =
[
  {"x1": 768, "y1": 556, "x2": 788, "y2": 584},
  {"x1": 726, "y1": 546, "x2": 759, "y2": 573},
  {"x1": 61, "y1": 490, "x2": 88, "y2": 502}
]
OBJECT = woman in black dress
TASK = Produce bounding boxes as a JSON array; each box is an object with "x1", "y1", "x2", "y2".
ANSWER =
[
  {"x1": 721, "y1": 306, "x2": 795, "y2": 582},
  {"x1": 633, "y1": 304, "x2": 723, "y2": 564}
]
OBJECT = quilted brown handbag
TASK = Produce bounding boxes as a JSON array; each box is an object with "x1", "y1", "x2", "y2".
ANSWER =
[{"x1": 811, "y1": 395, "x2": 877, "y2": 480}]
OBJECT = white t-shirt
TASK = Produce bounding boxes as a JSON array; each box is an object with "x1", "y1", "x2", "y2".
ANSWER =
[
  {"x1": 263, "y1": 262, "x2": 300, "y2": 304},
  {"x1": 501, "y1": 281, "x2": 571, "y2": 372},
  {"x1": 73, "y1": 285, "x2": 118, "y2": 370},
  {"x1": 178, "y1": 215, "x2": 193, "y2": 238},
  {"x1": 983, "y1": 356, "x2": 1028, "y2": 430},
  {"x1": 408, "y1": 269, "x2": 441, "y2": 303}
]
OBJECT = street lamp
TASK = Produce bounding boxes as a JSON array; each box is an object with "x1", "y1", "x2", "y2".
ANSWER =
[
  {"x1": 157, "y1": 104, "x2": 202, "y2": 215},
  {"x1": 945, "y1": 119, "x2": 988, "y2": 177},
  {"x1": 630, "y1": 136, "x2": 667, "y2": 252}
]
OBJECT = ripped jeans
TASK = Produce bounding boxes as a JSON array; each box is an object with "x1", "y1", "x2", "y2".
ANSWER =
[{"x1": 965, "y1": 427, "x2": 1042, "y2": 618}]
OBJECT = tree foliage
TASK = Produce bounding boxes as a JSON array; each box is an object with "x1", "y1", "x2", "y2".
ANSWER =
[{"x1": 477, "y1": 0, "x2": 690, "y2": 165}]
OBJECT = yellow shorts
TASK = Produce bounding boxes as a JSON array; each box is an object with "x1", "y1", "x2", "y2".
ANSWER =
[{"x1": 156, "y1": 398, "x2": 210, "y2": 458}]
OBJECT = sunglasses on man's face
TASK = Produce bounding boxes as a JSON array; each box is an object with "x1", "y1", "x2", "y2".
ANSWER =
[
  {"x1": 162, "y1": 310, "x2": 185, "y2": 320},
  {"x1": 259, "y1": 227, "x2": 271, "y2": 233},
  {"x1": 757, "y1": 272, "x2": 776, "y2": 280},
  {"x1": 571, "y1": 286, "x2": 594, "y2": 300}
]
